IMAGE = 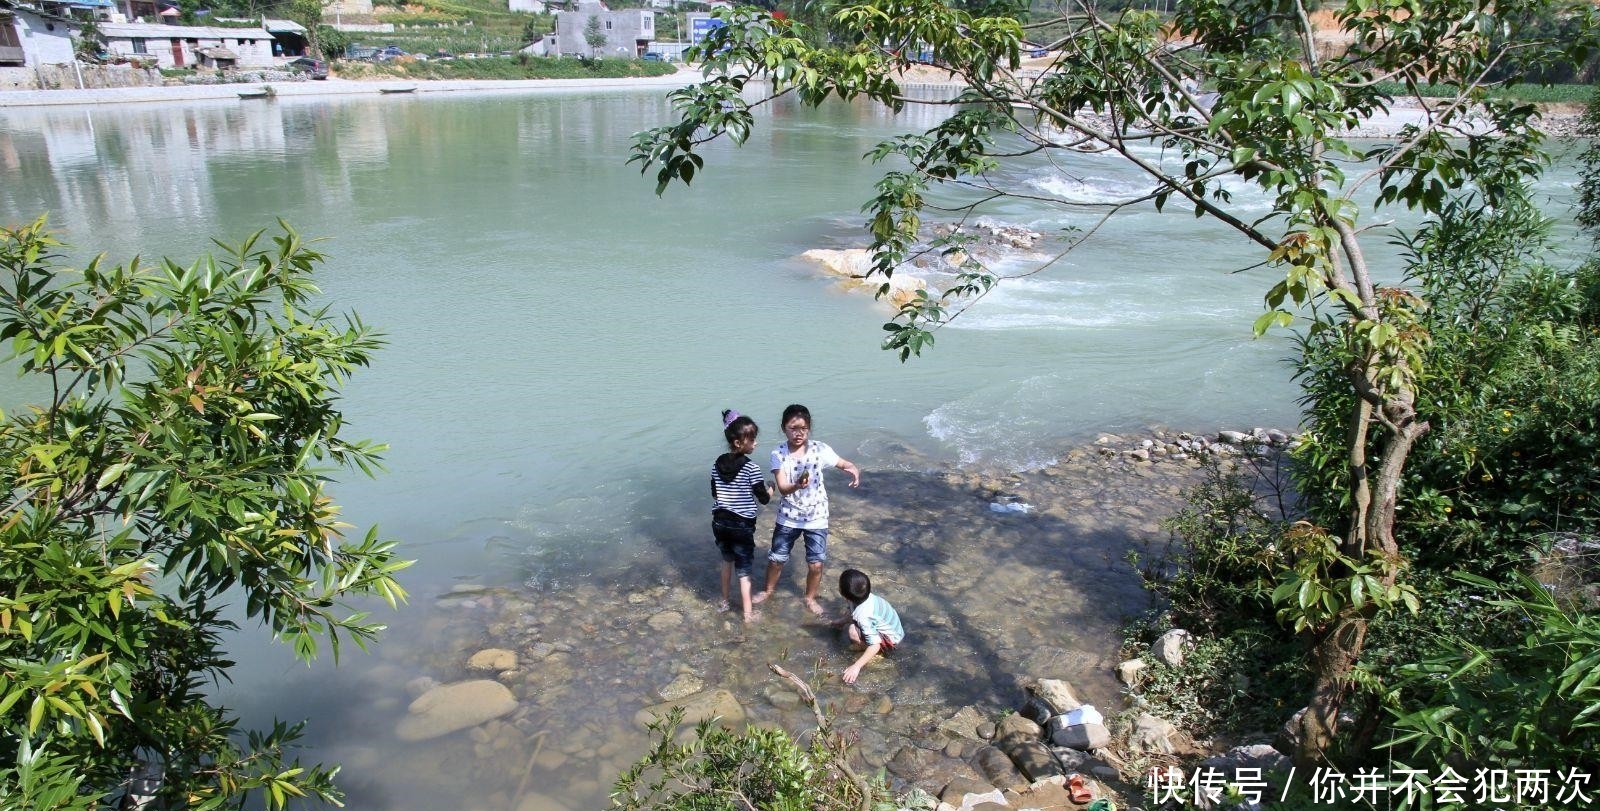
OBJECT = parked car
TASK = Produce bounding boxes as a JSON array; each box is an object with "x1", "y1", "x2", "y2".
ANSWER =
[
  {"x1": 642, "y1": 51, "x2": 665, "y2": 62},
  {"x1": 287, "y1": 57, "x2": 328, "y2": 79}
]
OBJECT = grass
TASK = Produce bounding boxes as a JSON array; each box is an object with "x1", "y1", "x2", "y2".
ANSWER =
[
  {"x1": 1373, "y1": 80, "x2": 1594, "y2": 104},
  {"x1": 345, "y1": 27, "x2": 529, "y2": 58},
  {"x1": 343, "y1": 0, "x2": 546, "y2": 56}
]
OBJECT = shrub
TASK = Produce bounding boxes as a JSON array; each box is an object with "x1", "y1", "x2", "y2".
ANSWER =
[
  {"x1": 612, "y1": 679, "x2": 890, "y2": 811},
  {"x1": 0, "y1": 219, "x2": 408, "y2": 809},
  {"x1": 1386, "y1": 570, "x2": 1600, "y2": 786},
  {"x1": 1130, "y1": 633, "x2": 1308, "y2": 739},
  {"x1": 1134, "y1": 451, "x2": 1293, "y2": 636}
]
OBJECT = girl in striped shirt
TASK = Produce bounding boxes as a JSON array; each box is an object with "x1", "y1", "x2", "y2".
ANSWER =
[{"x1": 712, "y1": 410, "x2": 771, "y2": 622}]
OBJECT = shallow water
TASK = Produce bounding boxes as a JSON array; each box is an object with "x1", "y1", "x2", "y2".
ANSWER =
[{"x1": 283, "y1": 439, "x2": 1209, "y2": 811}]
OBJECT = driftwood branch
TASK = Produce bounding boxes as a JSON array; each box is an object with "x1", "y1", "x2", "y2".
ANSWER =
[{"x1": 768, "y1": 663, "x2": 872, "y2": 811}]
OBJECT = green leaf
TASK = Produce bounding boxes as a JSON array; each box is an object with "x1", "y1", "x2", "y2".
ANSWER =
[{"x1": 96, "y1": 462, "x2": 131, "y2": 490}]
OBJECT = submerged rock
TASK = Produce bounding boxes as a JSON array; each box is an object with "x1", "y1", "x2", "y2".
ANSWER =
[
  {"x1": 657, "y1": 673, "x2": 704, "y2": 702},
  {"x1": 396, "y1": 680, "x2": 519, "y2": 742},
  {"x1": 634, "y1": 688, "x2": 746, "y2": 730},
  {"x1": 468, "y1": 648, "x2": 518, "y2": 672}
]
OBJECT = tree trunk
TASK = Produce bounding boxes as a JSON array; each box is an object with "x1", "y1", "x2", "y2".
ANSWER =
[
  {"x1": 1292, "y1": 378, "x2": 1429, "y2": 765},
  {"x1": 1294, "y1": 613, "x2": 1368, "y2": 764}
]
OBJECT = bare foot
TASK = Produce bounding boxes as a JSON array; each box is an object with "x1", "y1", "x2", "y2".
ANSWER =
[
  {"x1": 751, "y1": 591, "x2": 770, "y2": 606},
  {"x1": 743, "y1": 611, "x2": 759, "y2": 624},
  {"x1": 715, "y1": 600, "x2": 732, "y2": 613},
  {"x1": 804, "y1": 599, "x2": 825, "y2": 617}
]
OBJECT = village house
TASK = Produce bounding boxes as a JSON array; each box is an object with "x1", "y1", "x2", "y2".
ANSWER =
[
  {"x1": 551, "y1": 0, "x2": 654, "y2": 58},
  {"x1": 98, "y1": 21, "x2": 275, "y2": 69},
  {"x1": 1, "y1": 0, "x2": 79, "y2": 70}
]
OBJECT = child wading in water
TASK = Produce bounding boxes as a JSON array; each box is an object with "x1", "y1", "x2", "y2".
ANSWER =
[
  {"x1": 835, "y1": 568, "x2": 904, "y2": 684},
  {"x1": 712, "y1": 410, "x2": 771, "y2": 622},
  {"x1": 755, "y1": 404, "x2": 860, "y2": 616}
]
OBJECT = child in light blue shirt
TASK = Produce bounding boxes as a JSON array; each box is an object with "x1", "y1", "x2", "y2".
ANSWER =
[{"x1": 836, "y1": 568, "x2": 904, "y2": 684}]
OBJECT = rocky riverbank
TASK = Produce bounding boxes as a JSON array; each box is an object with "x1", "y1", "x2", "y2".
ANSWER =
[{"x1": 317, "y1": 428, "x2": 1294, "y2": 811}]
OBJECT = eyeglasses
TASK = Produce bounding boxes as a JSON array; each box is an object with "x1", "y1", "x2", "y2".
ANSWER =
[{"x1": 784, "y1": 425, "x2": 809, "y2": 433}]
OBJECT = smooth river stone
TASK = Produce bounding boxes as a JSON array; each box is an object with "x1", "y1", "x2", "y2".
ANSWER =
[
  {"x1": 634, "y1": 688, "x2": 746, "y2": 730},
  {"x1": 395, "y1": 679, "x2": 519, "y2": 742}
]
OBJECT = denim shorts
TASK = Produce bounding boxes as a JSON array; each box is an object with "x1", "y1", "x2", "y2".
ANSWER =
[
  {"x1": 768, "y1": 523, "x2": 827, "y2": 565},
  {"x1": 712, "y1": 512, "x2": 757, "y2": 579}
]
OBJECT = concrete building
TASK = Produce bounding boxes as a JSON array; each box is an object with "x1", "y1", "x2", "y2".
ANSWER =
[
  {"x1": 552, "y1": 1, "x2": 653, "y2": 58},
  {"x1": 0, "y1": 0, "x2": 79, "y2": 68},
  {"x1": 31, "y1": 0, "x2": 115, "y2": 22},
  {"x1": 508, "y1": 0, "x2": 546, "y2": 13},
  {"x1": 98, "y1": 21, "x2": 275, "y2": 69}
]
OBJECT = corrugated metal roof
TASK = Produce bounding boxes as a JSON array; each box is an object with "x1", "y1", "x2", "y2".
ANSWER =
[{"x1": 262, "y1": 18, "x2": 305, "y2": 33}]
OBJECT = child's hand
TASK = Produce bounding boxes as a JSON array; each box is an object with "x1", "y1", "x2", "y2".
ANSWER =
[{"x1": 842, "y1": 664, "x2": 863, "y2": 684}]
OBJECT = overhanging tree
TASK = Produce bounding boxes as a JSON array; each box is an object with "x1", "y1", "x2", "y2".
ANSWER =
[
  {"x1": 630, "y1": 0, "x2": 1597, "y2": 762},
  {"x1": 0, "y1": 219, "x2": 411, "y2": 809}
]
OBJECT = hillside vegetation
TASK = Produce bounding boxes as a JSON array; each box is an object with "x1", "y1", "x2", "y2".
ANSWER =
[{"x1": 337, "y1": 0, "x2": 689, "y2": 57}]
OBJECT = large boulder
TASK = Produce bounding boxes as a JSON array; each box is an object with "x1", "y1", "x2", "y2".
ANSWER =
[
  {"x1": 801, "y1": 248, "x2": 874, "y2": 277},
  {"x1": 395, "y1": 679, "x2": 519, "y2": 742},
  {"x1": 800, "y1": 248, "x2": 927, "y2": 308}
]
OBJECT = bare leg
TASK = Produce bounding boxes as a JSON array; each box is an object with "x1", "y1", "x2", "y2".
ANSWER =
[
  {"x1": 739, "y1": 575, "x2": 755, "y2": 622},
  {"x1": 720, "y1": 561, "x2": 733, "y2": 608},
  {"x1": 803, "y1": 561, "x2": 825, "y2": 615},
  {"x1": 752, "y1": 560, "x2": 782, "y2": 605}
]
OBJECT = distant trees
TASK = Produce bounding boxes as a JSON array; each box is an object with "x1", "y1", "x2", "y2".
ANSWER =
[
  {"x1": 286, "y1": 0, "x2": 328, "y2": 57},
  {"x1": 0, "y1": 219, "x2": 410, "y2": 809}
]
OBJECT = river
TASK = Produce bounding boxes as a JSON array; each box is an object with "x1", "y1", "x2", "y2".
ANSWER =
[{"x1": 0, "y1": 86, "x2": 1587, "y2": 810}]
